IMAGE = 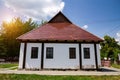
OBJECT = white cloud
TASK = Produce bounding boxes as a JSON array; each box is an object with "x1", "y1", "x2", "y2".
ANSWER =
[
  {"x1": 4, "y1": 0, "x2": 65, "y2": 20},
  {"x1": 116, "y1": 32, "x2": 120, "y2": 37},
  {"x1": 115, "y1": 32, "x2": 120, "y2": 43},
  {"x1": 82, "y1": 25, "x2": 88, "y2": 29}
]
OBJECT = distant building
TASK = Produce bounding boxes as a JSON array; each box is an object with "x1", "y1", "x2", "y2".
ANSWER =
[
  {"x1": 17, "y1": 12, "x2": 103, "y2": 70},
  {"x1": 118, "y1": 54, "x2": 120, "y2": 61}
]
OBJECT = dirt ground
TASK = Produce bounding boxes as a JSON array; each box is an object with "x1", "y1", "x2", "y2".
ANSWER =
[{"x1": 0, "y1": 67, "x2": 120, "y2": 75}]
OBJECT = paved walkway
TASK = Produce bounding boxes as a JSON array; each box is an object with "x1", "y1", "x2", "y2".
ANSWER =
[{"x1": 0, "y1": 67, "x2": 120, "y2": 75}]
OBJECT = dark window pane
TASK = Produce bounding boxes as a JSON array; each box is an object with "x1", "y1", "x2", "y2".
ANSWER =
[
  {"x1": 69, "y1": 48, "x2": 76, "y2": 59},
  {"x1": 46, "y1": 47, "x2": 53, "y2": 59},
  {"x1": 84, "y1": 48, "x2": 90, "y2": 59},
  {"x1": 31, "y1": 47, "x2": 38, "y2": 58}
]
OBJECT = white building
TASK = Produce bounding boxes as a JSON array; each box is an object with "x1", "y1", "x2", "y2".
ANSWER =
[{"x1": 17, "y1": 12, "x2": 103, "y2": 70}]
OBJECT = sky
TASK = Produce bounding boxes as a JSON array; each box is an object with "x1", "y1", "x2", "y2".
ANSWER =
[{"x1": 0, "y1": 0, "x2": 120, "y2": 41}]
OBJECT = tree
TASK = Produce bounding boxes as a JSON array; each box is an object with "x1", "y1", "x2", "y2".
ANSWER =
[
  {"x1": 0, "y1": 17, "x2": 38, "y2": 57},
  {"x1": 40, "y1": 20, "x2": 47, "y2": 26},
  {"x1": 100, "y1": 35, "x2": 120, "y2": 62},
  {"x1": 0, "y1": 36, "x2": 7, "y2": 58}
]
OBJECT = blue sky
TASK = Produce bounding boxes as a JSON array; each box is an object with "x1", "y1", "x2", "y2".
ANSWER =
[
  {"x1": 0, "y1": 0, "x2": 120, "y2": 41},
  {"x1": 63, "y1": 0, "x2": 120, "y2": 38}
]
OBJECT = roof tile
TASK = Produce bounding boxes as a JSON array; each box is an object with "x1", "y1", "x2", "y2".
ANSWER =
[
  {"x1": 17, "y1": 23, "x2": 103, "y2": 42},
  {"x1": 17, "y1": 12, "x2": 103, "y2": 42}
]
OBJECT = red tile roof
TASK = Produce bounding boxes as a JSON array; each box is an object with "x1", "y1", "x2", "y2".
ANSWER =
[{"x1": 17, "y1": 12, "x2": 103, "y2": 42}]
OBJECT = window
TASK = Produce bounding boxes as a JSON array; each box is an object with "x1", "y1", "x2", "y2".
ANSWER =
[
  {"x1": 31, "y1": 47, "x2": 38, "y2": 58},
  {"x1": 84, "y1": 48, "x2": 90, "y2": 59},
  {"x1": 46, "y1": 47, "x2": 53, "y2": 59},
  {"x1": 69, "y1": 48, "x2": 76, "y2": 59}
]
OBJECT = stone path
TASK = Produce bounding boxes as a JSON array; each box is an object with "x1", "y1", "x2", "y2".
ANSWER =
[{"x1": 0, "y1": 67, "x2": 120, "y2": 75}]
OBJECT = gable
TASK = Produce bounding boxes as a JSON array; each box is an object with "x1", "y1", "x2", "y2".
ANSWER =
[{"x1": 48, "y1": 11, "x2": 72, "y2": 23}]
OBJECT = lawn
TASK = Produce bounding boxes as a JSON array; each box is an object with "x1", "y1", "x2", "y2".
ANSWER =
[
  {"x1": 112, "y1": 64, "x2": 120, "y2": 69},
  {"x1": 0, "y1": 63, "x2": 18, "y2": 69},
  {"x1": 0, "y1": 74, "x2": 120, "y2": 80}
]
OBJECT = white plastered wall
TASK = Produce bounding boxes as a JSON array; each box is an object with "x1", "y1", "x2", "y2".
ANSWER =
[
  {"x1": 18, "y1": 43, "x2": 101, "y2": 70},
  {"x1": 18, "y1": 43, "x2": 24, "y2": 69},
  {"x1": 44, "y1": 43, "x2": 80, "y2": 69},
  {"x1": 81, "y1": 44, "x2": 96, "y2": 69},
  {"x1": 25, "y1": 43, "x2": 42, "y2": 69},
  {"x1": 96, "y1": 44, "x2": 101, "y2": 67}
]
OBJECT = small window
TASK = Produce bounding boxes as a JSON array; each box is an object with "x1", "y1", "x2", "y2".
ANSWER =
[
  {"x1": 69, "y1": 48, "x2": 76, "y2": 59},
  {"x1": 46, "y1": 47, "x2": 53, "y2": 59},
  {"x1": 84, "y1": 48, "x2": 90, "y2": 59},
  {"x1": 31, "y1": 47, "x2": 38, "y2": 58}
]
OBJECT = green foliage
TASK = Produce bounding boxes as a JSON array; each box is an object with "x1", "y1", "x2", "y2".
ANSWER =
[
  {"x1": 100, "y1": 35, "x2": 120, "y2": 61},
  {"x1": 0, "y1": 36, "x2": 7, "y2": 57},
  {"x1": 40, "y1": 20, "x2": 48, "y2": 26},
  {"x1": 0, "y1": 74, "x2": 120, "y2": 80},
  {"x1": 0, "y1": 17, "x2": 38, "y2": 57}
]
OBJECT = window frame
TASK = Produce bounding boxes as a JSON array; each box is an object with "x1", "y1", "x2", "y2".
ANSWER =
[
  {"x1": 31, "y1": 47, "x2": 38, "y2": 59},
  {"x1": 46, "y1": 47, "x2": 54, "y2": 59},
  {"x1": 83, "y1": 47, "x2": 90, "y2": 59},
  {"x1": 69, "y1": 47, "x2": 76, "y2": 59}
]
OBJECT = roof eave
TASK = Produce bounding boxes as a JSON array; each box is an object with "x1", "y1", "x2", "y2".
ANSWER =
[{"x1": 17, "y1": 39, "x2": 103, "y2": 43}]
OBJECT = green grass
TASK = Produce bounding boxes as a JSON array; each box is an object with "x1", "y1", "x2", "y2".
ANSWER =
[
  {"x1": 0, "y1": 63, "x2": 18, "y2": 69},
  {"x1": 0, "y1": 74, "x2": 120, "y2": 80},
  {"x1": 112, "y1": 64, "x2": 120, "y2": 69}
]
